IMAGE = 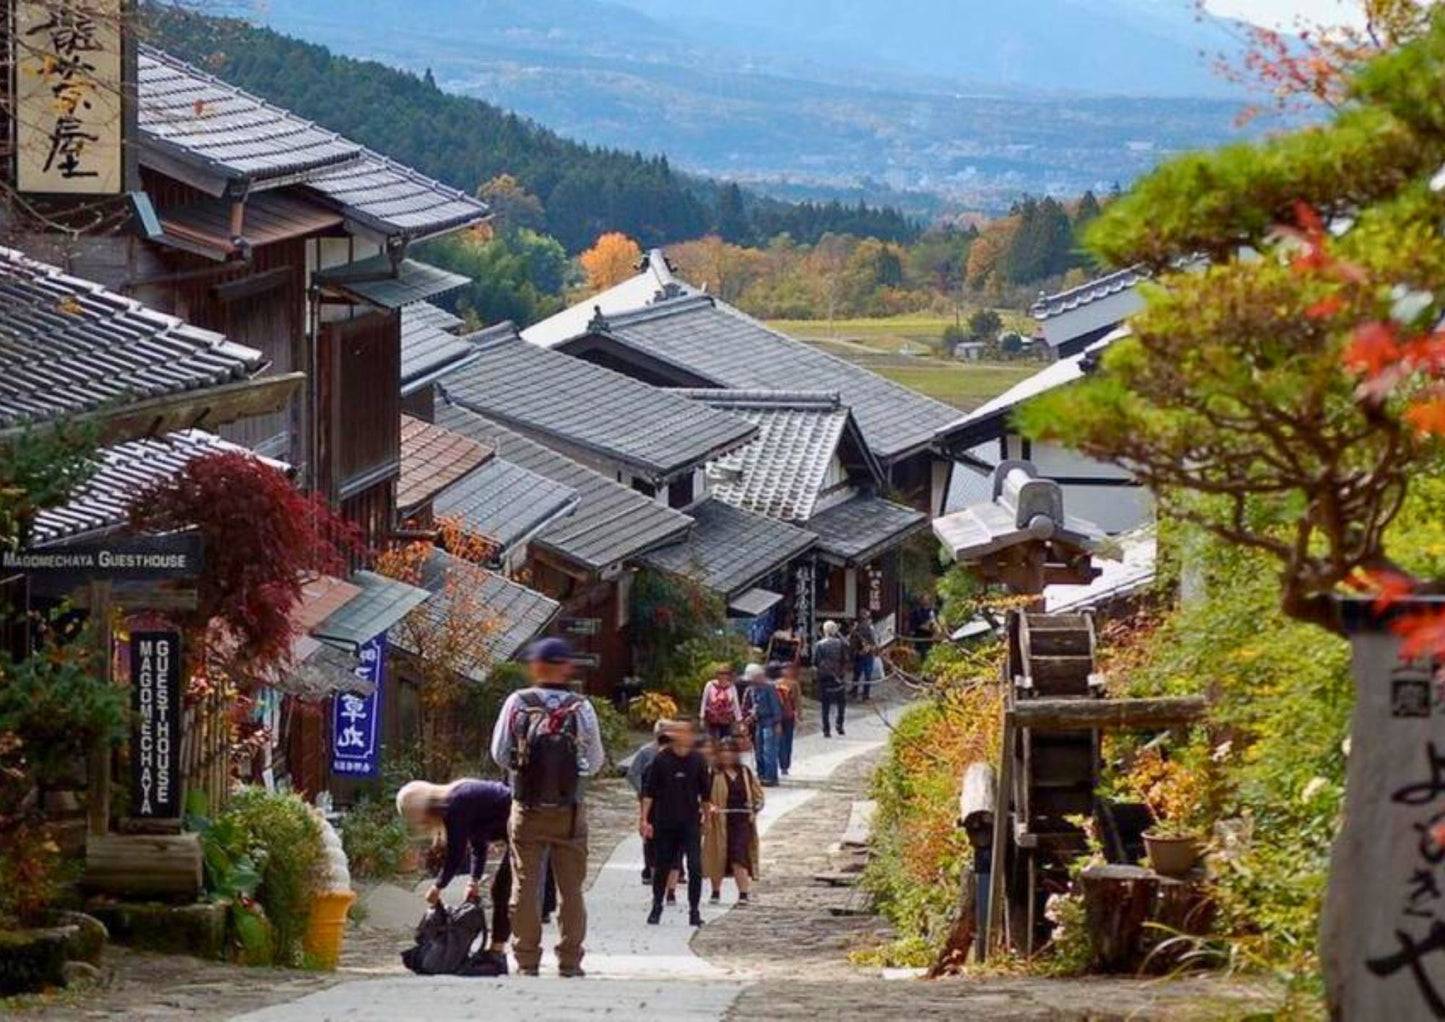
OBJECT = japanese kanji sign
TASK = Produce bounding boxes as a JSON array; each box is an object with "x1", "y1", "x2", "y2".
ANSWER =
[
  {"x1": 13, "y1": 0, "x2": 125, "y2": 194},
  {"x1": 1327, "y1": 597, "x2": 1445, "y2": 1017},
  {"x1": 330, "y1": 635, "x2": 384, "y2": 779},
  {"x1": 130, "y1": 630, "x2": 181, "y2": 819}
]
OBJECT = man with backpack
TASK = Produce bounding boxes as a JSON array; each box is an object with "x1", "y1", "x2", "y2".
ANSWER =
[
  {"x1": 814, "y1": 621, "x2": 849, "y2": 738},
  {"x1": 490, "y1": 637, "x2": 605, "y2": 979},
  {"x1": 741, "y1": 663, "x2": 784, "y2": 786}
]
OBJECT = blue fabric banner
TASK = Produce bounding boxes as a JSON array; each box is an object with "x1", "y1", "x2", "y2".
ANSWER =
[{"x1": 330, "y1": 634, "x2": 385, "y2": 779}]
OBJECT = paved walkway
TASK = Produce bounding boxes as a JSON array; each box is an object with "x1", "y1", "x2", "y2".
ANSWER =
[{"x1": 234, "y1": 705, "x2": 900, "y2": 1022}]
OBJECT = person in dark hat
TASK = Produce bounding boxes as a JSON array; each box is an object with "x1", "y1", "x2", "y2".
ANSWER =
[{"x1": 490, "y1": 637, "x2": 604, "y2": 979}]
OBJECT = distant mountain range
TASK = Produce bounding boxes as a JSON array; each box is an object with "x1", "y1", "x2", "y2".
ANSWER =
[{"x1": 248, "y1": 0, "x2": 1262, "y2": 213}]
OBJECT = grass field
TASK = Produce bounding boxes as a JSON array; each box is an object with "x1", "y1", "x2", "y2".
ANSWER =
[
  {"x1": 767, "y1": 315, "x2": 1038, "y2": 410},
  {"x1": 875, "y1": 364, "x2": 1036, "y2": 409}
]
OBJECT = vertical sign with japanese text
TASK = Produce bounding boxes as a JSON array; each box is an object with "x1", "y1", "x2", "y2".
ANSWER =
[
  {"x1": 330, "y1": 635, "x2": 384, "y2": 779},
  {"x1": 13, "y1": 0, "x2": 125, "y2": 194},
  {"x1": 130, "y1": 630, "x2": 181, "y2": 819}
]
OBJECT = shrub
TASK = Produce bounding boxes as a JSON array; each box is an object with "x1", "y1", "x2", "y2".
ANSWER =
[
  {"x1": 339, "y1": 797, "x2": 410, "y2": 881},
  {"x1": 589, "y1": 697, "x2": 632, "y2": 769},
  {"x1": 628, "y1": 691, "x2": 679, "y2": 730},
  {"x1": 219, "y1": 789, "x2": 327, "y2": 966}
]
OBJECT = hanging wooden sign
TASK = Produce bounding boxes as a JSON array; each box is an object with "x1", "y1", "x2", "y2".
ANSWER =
[{"x1": 12, "y1": 0, "x2": 126, "y2": 194}]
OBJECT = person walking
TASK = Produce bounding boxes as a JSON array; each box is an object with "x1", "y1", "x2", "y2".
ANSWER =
[
  {"x1": 639, "y1": 723, "x2": 712, "y2": 927},
  {"x1": 815, "y1": 621, "x2": 848, "y2": 738},
  {"x1": 699, "y1": 665, "x2": 743, "y2": 741},
  {"x1": 848, "y1": 610, "x2": 879, "y2": 702},
  {"x1": 742, "y1": 663, "x2": 783, "y2": 786},
  {"x1": 703, "y1": 739, "x2": 764, "y2": 905},
  {"x1": 627, "y1": 719, "x2": 673, "y2": 886},
  {"x1": 490, "y1": 637, "x2": 604, "y2": 979},
  {"x1": 395, "y1": 778, "x2": 512, "y2": 975},
  {"x1": 776, "y1": 662, "x2": 801, "y2": 777}
]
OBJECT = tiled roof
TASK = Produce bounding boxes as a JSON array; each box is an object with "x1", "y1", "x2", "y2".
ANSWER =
[
  {"x1": 435, "y1": 456, "x2": 580, "y2": 555},
  {"x1": 571, "y1": 294, "x2": 959, "y2": 463},
  {"x1": 137, "y1": 46, "x2": 359, "y2": 186},
  {"x1": 397, "y1": 415, "x2": 493, "y2": 516},
  {"x1": 522, "y1": 248, "x2": 692, "y2": 349},
  {"x1": 435, "y1": 403, "x2": 692, "y2": 572},
  {"x1": 673, "y1": 390, "x2": 853, "y2": 523},
  {"x1": 312, "y1": 571, "x2": 432, "y2": 650},
  {"x1": 807, "y1": 495, "x2": 929, "y2": 565},
  {"x1": 0, "y1": 247, "x2": 266, "y2": 430},
  {"x1": 1031, "y1": 266, "x2": 1148, "y2": 321},
  {"x1": 305, "y1": 151, "x2": 489, "y2": 240},
  {"x1": 641, "y1": 499, "x2": 816, "y2": 600},
  {"x1": 314, "y1": 255, "x2": 470, "y2": 310},
  {"x1": 137, "y1": 48, "x2": 487, "y2": 238},
  {"x1": 392, "y1": 549, "x2": 561, "y2": 676},
  {"x1": 29, "y1": 430, "x2": 274, "y2": 546},
  {"x1": 401, "y1": 303, "x2": 476, "y2": 396},
  {"x1": 439, "y1": 326, "x2": 756, "y2": 481}
]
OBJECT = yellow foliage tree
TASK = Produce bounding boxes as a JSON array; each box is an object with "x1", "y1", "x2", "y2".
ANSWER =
[{"x1": 579, "y1": 232, "x2": 643, "y2": 293}]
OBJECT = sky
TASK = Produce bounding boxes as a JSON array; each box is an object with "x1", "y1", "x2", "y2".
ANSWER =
[{"x1": 1205, "y1": 0, "x2": 1367, "y2": 28}]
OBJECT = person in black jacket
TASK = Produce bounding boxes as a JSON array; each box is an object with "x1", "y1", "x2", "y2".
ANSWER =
[
  {"x1": 396, "y1": 778, "x2": 512, "y2": 975},
  {"x1": 639, "y1": 723, "x2": 713, "y2": 927}
]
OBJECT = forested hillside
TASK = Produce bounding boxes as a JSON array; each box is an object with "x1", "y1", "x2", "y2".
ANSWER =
[{"x1": 144, "y1": 10, "x2": 917, "y2": 253}]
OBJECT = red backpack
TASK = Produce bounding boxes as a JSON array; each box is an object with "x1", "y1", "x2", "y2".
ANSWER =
[{"x1": 704, "y1": 684, "x2": 735, "y2": 727}]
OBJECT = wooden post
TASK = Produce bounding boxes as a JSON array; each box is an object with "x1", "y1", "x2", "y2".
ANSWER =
[
  {"x1": 87, "y1": 580, "x2": 114, "y2": 838},
  {"x1": 1325, "y1": 597, "x2": 1445, "y2": 1017},
  {"x1": 984, "y1": 710, "x2": 1015, "y2": 959},
  {"x1": 1010, "y1": 696, "x2": 1207, "y2": 733}
]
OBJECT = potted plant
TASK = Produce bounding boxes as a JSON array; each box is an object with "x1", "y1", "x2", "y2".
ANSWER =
[{"x1": 1127, "y1": 749, "x2": 1205, "y2": 878}]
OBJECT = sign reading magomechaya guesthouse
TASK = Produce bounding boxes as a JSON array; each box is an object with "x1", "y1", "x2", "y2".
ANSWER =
[
  {"x1": 4, "y1": 534, "x2": 203, "y2": 594},
  {"x1": 130, "y1": 630, "x2": 182, "y2": 819}
]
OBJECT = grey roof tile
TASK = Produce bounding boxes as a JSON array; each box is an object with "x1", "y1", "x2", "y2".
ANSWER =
[
  {"x1": 138, "y1": 46, "x2": 359, "y2": 184},
  {"x1": 315, "y1": 255, "x2": 470, "y2": 309},
  {"x1": 435, "y1": 457, "x2": 580, "y2": 555},
  {"x1": 0, "y1": 246, "x2": 266, "y2": 430},
  {"x1": 434, "y1": 403, "x2": 692, "y2": 572},
  {"x1": 392, "y1": 549, "x2": 561, "y2": 676},
  {"x1": 401, "y1": 302, "x2": 476, "y2": 395},
  {"x1": 306, "y1": 151, "x2": 489, "y2": 239},
  {"x1": 672, "y1": 389, "x2": 852, "y2": 523},
  {"x1": 641, "y1": 499, "x2": 816, "y2": 599},
  {"x1": 29, "y1": 430, "x2": 277, "y2": 546},
  {"x1": 313, "y1": 571, "x2": 432, "y2": 649},
  {"x1": 573, "y1": 295, "x2": 959, "y2": 463},
  {"x1": 807, "y1": 495, "x2": 929, "y2": 565},
  {"x1": 439, "y1": 327, "x2": 756, "y2": 480},
  {"x1": 137, "y1": 47, "x2": 487, "y2": 238},
  {"x1": 1031, "y1": 266, "x2": 1148, "y2": 321}
]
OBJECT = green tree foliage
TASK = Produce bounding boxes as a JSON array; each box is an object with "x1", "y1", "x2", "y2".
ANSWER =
[
  {"x1": 714, "y1": 182, "x2": 750, "y2": 246},
  {"x1": 419, "y1": 230, "x2": 572, "y2": 327},
  {"x1": 145, "y1": 10, "x2": 917, "y2": 254},
  {"x1": 966, "y1": 307, "x2": 1004, "y2": 344},
  {"x1": 1020, "y1": 19, "x2": 1445, "y2": 629},
  {"x1": 999, "y1": 196, "x2": 1077, "y2": 284}
]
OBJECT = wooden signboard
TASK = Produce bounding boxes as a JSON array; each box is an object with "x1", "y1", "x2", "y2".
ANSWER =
[
  {"x1": 129, "y1": 629, "x2": 182, "y2": 819},
  {"x1": 1326, "y1": 597, "x2": 1445, "y2": 1018},
  {"x1": 12, "y1": 0, "x2": 126, "y2": 194}
]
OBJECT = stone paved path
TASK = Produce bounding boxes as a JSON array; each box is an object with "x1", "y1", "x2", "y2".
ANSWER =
[{"x1": 231, "y1": 707, "x2": 899, "y2": 1022}]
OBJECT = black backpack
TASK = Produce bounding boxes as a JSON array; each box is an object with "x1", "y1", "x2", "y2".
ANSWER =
[
  {"x1": 509, "y1": 690, "x2": 584, "y2": 807},
  {"x1": 401, "y1": 901, "x2": 489, "y2": 975}
]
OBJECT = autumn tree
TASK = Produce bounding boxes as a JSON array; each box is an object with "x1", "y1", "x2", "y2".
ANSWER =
[
  {"x1": 477, "y1": 174, "x2": 545, "y2": 235},
  {"x1": 667, "y1": 236, "x2": 764, "y2": 304},
  {"x1": 376, "y1": 520, "x2": 501, "y2": 777},
  {"x1": 1019, "y1": 14, "x2": 1445, "y2": 636},
  {"x1": 579, "y1": 232, "x2": 644, "y2": 293}
]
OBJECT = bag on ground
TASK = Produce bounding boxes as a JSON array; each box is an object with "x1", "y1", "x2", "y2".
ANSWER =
[{"x1": 401, "y1": 901, "x2": 489, "y2": 975}]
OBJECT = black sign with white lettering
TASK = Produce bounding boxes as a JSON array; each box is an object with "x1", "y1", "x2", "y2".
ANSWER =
[
  {"x1": 130, "y1": 630, "x2": 183, "y2": 819},
  {"x1": 7, "y1": 534, "x2": 203, "y2": 596}
]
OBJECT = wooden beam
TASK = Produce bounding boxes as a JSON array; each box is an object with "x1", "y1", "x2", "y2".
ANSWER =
[
  {"x1": 959, "y1": 761, "x2": 996, "y2": 838},
  {"x1": 1012, "y1": 697, "x2": 1207, "y2": 733},
  {"x1": 86, "y1": 580, "x2": 113, "y2": 838}
]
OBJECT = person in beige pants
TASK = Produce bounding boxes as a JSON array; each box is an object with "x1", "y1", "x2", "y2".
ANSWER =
[{"x1": 490, "y1": 638, "x2": 605, "y2": 978}]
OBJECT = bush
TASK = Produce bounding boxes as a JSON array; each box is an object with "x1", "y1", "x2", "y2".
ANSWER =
[
  {"x1": 219, "y1": 789, "x2": 327, "y2": 966},
  {"x1": 628, "y1": 691, "x2": 679, "y2": 730},
  {"x1": 589, "y1": 697, "x2": 632, "y2": 769},
  {"x1": 339, "y1": 797, "x2": 410, "y2": 881}
]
